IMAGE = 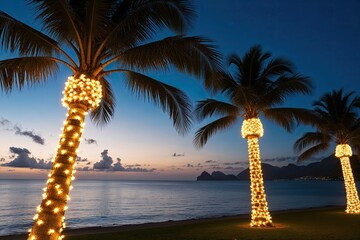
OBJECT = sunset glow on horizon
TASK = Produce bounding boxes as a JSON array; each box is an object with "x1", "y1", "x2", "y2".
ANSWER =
[{"x1": 1, "y1": 0, "x2": 360, "y2": 181}]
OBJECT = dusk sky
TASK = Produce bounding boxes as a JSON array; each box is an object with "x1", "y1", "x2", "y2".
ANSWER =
[{"x1": 0, "y1": 0, "x2": 359, "y2": 180}]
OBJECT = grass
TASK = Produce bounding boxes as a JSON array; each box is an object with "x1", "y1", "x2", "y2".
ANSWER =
[{"x1": 66, "y1": 207, "x2": 360, "y2": 240}]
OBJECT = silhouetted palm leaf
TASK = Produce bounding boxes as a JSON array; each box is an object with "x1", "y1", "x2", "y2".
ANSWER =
[
  {"x1": 194, "y1": 45, "x2": 312, "y2": 147},
  {"x1": 0, "y1": 0, "x2": 221, "y2": 127},
  {"x1": 121, "y1": 36, "x2": 222, "y2": 89},
  {"x1": 297, "y1": 143, "x2": 330, "y2": 161},
  {"x1": 294, "y1": 89, "x2": 360, "y2": 162},
  {"x1": 0, "y1": 10, "x2": 59, "y2": 55},
  {"x1": 90, "y1": 77, "x2": 115, "y2": 126},
  {"x1": 194, "y1": 115, "x2": 237, "y2": 148},
  {"x1": 124, "y1": 70, "x2": 192, "y2": 135},
  {"x1": 195, "y1": 99, "x2": 238, "y2": 121},
  {"x1": 264, "y1": 107, "x2": 315, "y2": 132},
  {"x1": 0, "y1": 57, "x2": 58, "y2": 91}
]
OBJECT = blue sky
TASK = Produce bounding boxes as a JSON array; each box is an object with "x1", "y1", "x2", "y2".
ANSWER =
[{"x1": 0, "y1": 0, "x2": 359, "y2": 180}]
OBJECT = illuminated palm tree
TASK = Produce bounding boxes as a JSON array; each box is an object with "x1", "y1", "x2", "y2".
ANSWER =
[
  {"x1": 0, "y1": 1, "x2": 221, "y2": 239},
  {"x1": 294, "y1": 89, "x2": 360, "y2": 214},
  {"x1": 194, "y1": 45, "x2": 312, "y2": 227}
]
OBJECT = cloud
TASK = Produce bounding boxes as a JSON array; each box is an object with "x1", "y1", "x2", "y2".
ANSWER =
[
  {"x1": 0, "y1": 157, "x2": 5, "y2": 162},
  {"x1": 0, "y1": 118, "x2": 45, "y2": 145},
  {"x1": 172, "y1": 152, "x2": 185, "y2": 157},
  {"x1": 14, "y1": 126, "x2": 45, "y2": 145},
  {"x1": 84, "y1": 138, "x2": 97, "y2": 145},
  {"x1": 262, "y1": 156, "x2": 297, "y2": 163},
  {"x1": 93, "y1": 150, "x2": 113, "y2": 170},
  {"x1": 0, "y1": 118, "x2": 11, "y2": 129},
  {"x1": 224, "y1": 166, "x2": 245, "y2": 171},
  {"x1": 125, "y1": 164, "x2": 142, "y2": 168},
  {"x1": 93, "y1": 150, "x2": 156, "y2": 172},
  {"x1": 223, "y1": 161, "x2": 243, "y2": 166},
  {"x1": 76, "y1": 166, "x2": 90, "y2": 171},
  {"x1": 113, "y1": 158, "x2": 125, "y2": 171},
  {"x1": 211, "y1": 166, "x2": 223, "y2": 170},
  {"x1": 205, "y1": 160, "x2": 217, "y2": 163},
  {"x1": 76, "y1": 156, "x2": 88, "y2": 162},
  {"x1": 112, "y1": 158, "x2": 155, "y2": 172},
  {"x1": 2, "y1": 147, "x2": 52, "y2": 169}
]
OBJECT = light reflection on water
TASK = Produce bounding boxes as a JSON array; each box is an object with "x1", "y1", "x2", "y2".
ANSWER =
[{"x1": 0, "y1": 179, "x2": 350, "y2": 236}]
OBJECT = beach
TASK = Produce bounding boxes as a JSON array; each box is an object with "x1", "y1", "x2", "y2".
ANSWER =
[{"x1": 2, "y1": 206, "x2": 360, "y2": 240}]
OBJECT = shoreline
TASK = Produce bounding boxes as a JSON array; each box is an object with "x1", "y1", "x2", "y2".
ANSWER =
[{"x1": 0, "y1": 205, "x2": 343, "y2": 240}]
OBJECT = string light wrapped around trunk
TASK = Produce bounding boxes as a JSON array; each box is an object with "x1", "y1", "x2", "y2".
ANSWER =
[
  {"x1": 62, "y1": 74, "x2": 102, "y2": 109},
  {"x1": 28, "y1": 75, "x2": 102, "y2": 240},
  {"x1": 241, "y1": 118, "x2": 264, "y2": 139},
  {"x1": 335, "y1": 144, "x2": 360, "y2": 214},
  {"x1": 241, "y1": 118, "x2": 273, "y2": 227}
]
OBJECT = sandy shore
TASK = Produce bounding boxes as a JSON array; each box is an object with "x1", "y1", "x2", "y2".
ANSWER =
[{"x1": 0, "y1": 205, "x2": 343, "y2": 240}]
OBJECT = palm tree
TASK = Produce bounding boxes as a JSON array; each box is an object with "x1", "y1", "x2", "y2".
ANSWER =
[
  {"x1": 194, "y1": 45, "x2": 312, "y2": 227},
  {"x1": 0, "y1": 1, "x2": 222, "y2": 239},
  {"x1": 294, "y1": 89, "x2": 360, "y2": 214}
]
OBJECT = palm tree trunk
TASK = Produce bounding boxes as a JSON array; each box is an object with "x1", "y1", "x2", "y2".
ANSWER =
[
  {"x1": 28, "y1": 75, "x2": 102, "y2": 240},
  {"x1": 242, "y1": 118, "x2": 273, "y2": 227},
  {"x1": 28, "y1": 105, "x2": 86, "y2": 240},
  {"x1": 335, "y1": 144, "x2": 360, "y2": 214},
  {"x1": 339, "y1": 157, "x2": 360, "y2": 213}
]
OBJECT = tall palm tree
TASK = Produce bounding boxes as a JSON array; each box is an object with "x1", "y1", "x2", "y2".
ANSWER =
[
  {"x1": 294, "y1": 89, "x2": 360, "y2": 214},
  {"x1": 0, "y1": 1, "x2": 221, "y2": 239},
  {"x1": 194, "y1": 45, "x2": 312, "y2": 227}
]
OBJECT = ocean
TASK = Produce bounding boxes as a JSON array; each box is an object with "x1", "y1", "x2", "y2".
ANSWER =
[{"x1": 0, "y1": 179, "x2": 353, "y2": 236}]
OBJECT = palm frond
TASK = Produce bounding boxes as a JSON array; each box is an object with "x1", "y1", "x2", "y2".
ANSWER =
[
  {"x1": 260, "y1": 57, "x2": 294, "y2": 80},
  {"x1": 294, "y1": 132, "x2": 328, "y2": 153},
  {"x1": 312, "y1": 89, "x2": 360, "y2": 132},
  {"x1": 83, "y1": 0, "x2": 115, "y2": 63},
  {"x1": 195, "y1": 99, "x2": 238, "y2": 121},
  {"x1": 0, "y1": 57, "x2": 58, "y2": 91},
  {"x1": 263, "y1": 107, "x2": 316, "y2": 132},
  {"x1": 120, "y1": 36, "x2": 222, "y2": 89},
  {"x1": 262, "y1": 74, "x2": 313, "y2": 106},
  {"x1": 117, "y1": 0, "x2": 194, "y2": 32},
  {"x1": 124, "y1": 70, "x2": 192, "y2": 135},
  {"x1": 90, "y1": 77, "x2": 115, "y2": 126},
  {"x1": 297, "y1": 142, "x2": 329, "y2": 162},
  {"x1": 94, "y1": 0, "x2": 194, "y2": 57},
  {"x1": 0, "y1": 10, "x2": 59, "y2": 55},
  {"x1": 194, "y1": 115, "x2": 237, "y2": 148},
  {"x1": 227, "y1": 54, "x2": 246, "y2": 86},
  {"x1": 239, "y1": 45, "x2": 271, "y2": 87},
  {"x1": 30, "y1": 0, "x2": 83, "y2": 49}
]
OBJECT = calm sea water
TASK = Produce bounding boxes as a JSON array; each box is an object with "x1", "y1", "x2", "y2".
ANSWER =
[{"x1": 0, "y1": 179, "x2": 353, "y2": 236}]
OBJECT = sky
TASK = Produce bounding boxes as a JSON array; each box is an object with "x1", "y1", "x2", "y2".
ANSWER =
[{"x1": 0, "y1": 0, "x2": 359, "y2": 180}]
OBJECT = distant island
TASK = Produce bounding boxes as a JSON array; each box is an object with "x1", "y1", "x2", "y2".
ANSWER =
[{"x1": 197, "y1": 155, "x2": 360, "y2": 181}]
